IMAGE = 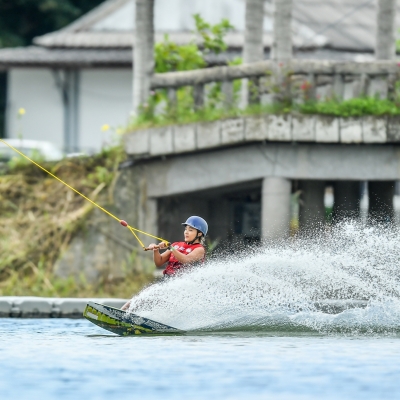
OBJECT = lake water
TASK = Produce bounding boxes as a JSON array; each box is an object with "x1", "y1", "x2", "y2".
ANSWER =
[
  {"x1": 0, "y1": 319, "x2": 400, "y2": 400},
  {"x1": 2, "y1": 222, "x2": 400, "y2": 399}
]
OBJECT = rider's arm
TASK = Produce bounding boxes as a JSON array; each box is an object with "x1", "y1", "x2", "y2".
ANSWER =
[
  {"x1": 148, "y1": 243, "x2": 171, "y2": 267},
  {"x1": 154, "y1": 249, "x2": 171, "y2": 267},
  {"x1": 169, "y1": 246, "x2": 205, "y2": 264}
]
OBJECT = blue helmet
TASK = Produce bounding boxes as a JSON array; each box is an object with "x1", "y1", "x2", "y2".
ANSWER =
[{"x1": 182, "y1": 216, "x2": 208, "y2": 236}]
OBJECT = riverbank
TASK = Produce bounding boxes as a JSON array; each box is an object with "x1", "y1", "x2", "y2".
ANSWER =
[{"x1": 0, "y1": 146, "x2": 153, "y2": 297}]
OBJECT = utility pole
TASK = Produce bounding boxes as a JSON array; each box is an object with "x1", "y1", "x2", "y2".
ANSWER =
[
  {"x1": 132, "y1": 0, "x2": 155, "y2": 115},
  {"x1": 261, "y1": 1, "x2": 293, "y2": 241}
]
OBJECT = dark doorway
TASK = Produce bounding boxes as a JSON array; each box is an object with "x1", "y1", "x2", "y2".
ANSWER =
[
  {"x1": 157, "y1": 181, "x2": 262, "y2": 253},
  {"x1": 232, "y1": 192, "x2": 261, "y2": 245}
]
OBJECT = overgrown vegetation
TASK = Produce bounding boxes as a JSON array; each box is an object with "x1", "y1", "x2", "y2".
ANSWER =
[
  {"x1": 0, "y1": 146, "x2": 154, "y2": 297},
  {"x1": 155, "y1": 14, "x2": 234, "y2": 73},
  {"x1": 127, "y1": 95, "x2": 400, "y2": 132},
  {"x1": 0, "y1": 0, "x2": 104, "y2": 48},
  {"x1": 300, "y1": 96, "x2": 400, "y2": 117}
]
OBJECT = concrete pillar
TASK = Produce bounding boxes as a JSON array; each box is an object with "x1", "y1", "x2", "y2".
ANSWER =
[
  {"x1": 262, "y1": 177, "x2": 291, "y2": 240},
  {"x1": 333, "y1": 181, "x2": 361, "y2": 222},
  {"x1": 299, "y1": 180, "x2": 326, "y2": 233},
  {"x1": 133, "y1": 0, "x2": 155, "y2": 114},
  {"x1": 368, "y1": 181, "x2": 395, "y2": 224},
  {"x1": 375, "y1": 0, "x2": 397, "y2": 60},
  {"x1": 53, "y1": 69, "x2": 80, "y2": 152}
]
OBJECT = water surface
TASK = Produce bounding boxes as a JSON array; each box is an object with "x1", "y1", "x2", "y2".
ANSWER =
[{"x1": 0, "y1": 319, "x2": 399, "y2": 400}]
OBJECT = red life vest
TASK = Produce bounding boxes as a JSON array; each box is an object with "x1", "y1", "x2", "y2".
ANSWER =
[{"x1": 163, "y1": 242, "x2": 205, "y2": 276}]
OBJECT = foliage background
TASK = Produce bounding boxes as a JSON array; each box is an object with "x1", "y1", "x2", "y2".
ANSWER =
[
  {"x1": 0, "y1": 0, "x2": 104, "y2": 48},
  {"x1": 0, "y1": 0, "x2": 104, "y2": 138}
]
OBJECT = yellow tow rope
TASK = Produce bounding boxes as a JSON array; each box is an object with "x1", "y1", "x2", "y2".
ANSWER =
[{"x1": 0, "y1": 139, "x2": 169, "y2": 249}]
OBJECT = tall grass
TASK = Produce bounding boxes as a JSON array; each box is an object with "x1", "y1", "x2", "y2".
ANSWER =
[{"x1": 0, "y1": 146, "x2": 154, "y2": 298}]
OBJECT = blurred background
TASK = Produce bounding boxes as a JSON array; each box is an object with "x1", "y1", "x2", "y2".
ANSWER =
[
  {"x1": 0, "y1": 0, "x2": 395, "y2": 153},
  {"x1": 2, "y1": 0, "x2": 400, "y2": 296}
]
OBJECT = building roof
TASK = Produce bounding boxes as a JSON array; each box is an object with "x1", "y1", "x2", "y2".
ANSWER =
[
  {"x1": 0, "y1": 45, "x2": 244, "y2": 68},
  {"x1": 293, "y1": 0, "x2": 399, "y2": 52},
  {"x1": 33, "y1": 0, "x2": 399, "y2": 53},
  {"x1": 0, "y1": 46, "x2": 133, "y2": 69},
  {"x1": 33, "y1": 0, "x2": 328, "y2": 50},
  {"x1": 0, "y1": 0, "x2": 398, "y2": 68}
]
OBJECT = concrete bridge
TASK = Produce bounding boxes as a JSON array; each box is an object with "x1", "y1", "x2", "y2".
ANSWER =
[
  {"x1": 121, "y1": 112, "x2": 400, "y2": 245},
  {"x1": 104, "y1": 0, "x2": 400, "y2": 249}
]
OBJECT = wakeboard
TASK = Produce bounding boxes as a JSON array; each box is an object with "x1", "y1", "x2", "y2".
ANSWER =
[{"x1": 83, "y1": 301, "x2": 184, "y2": 336}]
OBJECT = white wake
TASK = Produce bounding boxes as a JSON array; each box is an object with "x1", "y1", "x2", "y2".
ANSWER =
[{"x1": 128, "y1": 222, "x2": 400, "y2": 334}]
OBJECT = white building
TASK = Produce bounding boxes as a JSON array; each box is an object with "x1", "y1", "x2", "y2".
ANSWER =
[{"x1": 0, "y1": 0, "x2": 395, "y2": 153}]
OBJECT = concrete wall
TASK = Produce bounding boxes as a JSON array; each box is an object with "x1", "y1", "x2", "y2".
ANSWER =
[
  {"x1": 132, "y1": 143, "x2": 400, "y2": 199},
  {"x1": 79, "y1": 69, "x2": 132, "y2": 153},
  {"x1": 7, "y1": 68, "x2": 63, "y2": 148},
  {"x1": 0, "y1": 297, "x2": 127, "y2": 318},
  {"x1": 6, "y1": 67, "x2": 132, "y2": 153},
  {"x1": 54, "y1": 166, "x2": 152, "y2": 281},
  {"x1": 124, "y1": 115, "x2": 390, "y2": 161}
]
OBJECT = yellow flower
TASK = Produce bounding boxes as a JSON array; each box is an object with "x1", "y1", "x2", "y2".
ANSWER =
[
  {"x1": 116, "y1": 128, "x2": 123, "y2": 135},
  {"x1": 101, "y1": 124, "x2": 110, "y2": 132},
  {"x1": 18, "y1": 108, "x2": 26, "y2": 116}
]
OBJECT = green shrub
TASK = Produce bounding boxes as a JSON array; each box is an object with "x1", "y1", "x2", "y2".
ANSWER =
[{"x1": 300, "y1": 97, "x2": 400, "y2": 117}]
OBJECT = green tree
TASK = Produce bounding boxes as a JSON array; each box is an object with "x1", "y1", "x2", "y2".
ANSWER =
[
  {"x1": 154, "y1": 14, "x2": 234, "y2": 73},
  {"x1": 0, "y1": 0, "x2": 104, "y2": 48},
  {"x1": 134, "y1": 15, "x2": 239, "y2": 127}
]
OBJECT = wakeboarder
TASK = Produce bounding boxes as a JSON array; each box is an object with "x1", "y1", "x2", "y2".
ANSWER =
[{"x1": 121, "y1": 216, "x2": 208, "y2": 310}]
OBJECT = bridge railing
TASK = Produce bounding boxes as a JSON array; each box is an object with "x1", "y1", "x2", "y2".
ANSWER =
[{"x1": 150, "y1": 60, "x2": 400, "y2": 110}]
